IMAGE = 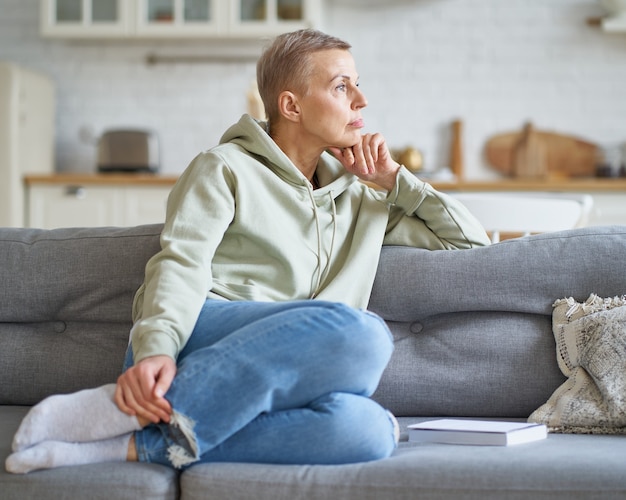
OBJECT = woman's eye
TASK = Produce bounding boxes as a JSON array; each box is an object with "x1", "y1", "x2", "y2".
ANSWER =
[{"x1": 336, "y1": 83, "x2": 346, "y2": 92}]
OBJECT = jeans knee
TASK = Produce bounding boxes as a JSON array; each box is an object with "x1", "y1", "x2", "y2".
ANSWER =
[
  {"x1": 347, "y1": 417, "x2": 397, "y2": 462},
  {"x1": 360, "y1": 309, "x2": 394, "y2": 354},
  {"x1": 317, "y1": 394, "x2": 397, "y2": 464},
  {"x1": 294, "y1": 303, "x2": 390, "y2": 398},
  {"x1": 331, "y1": 304, "x2": 393, "y2": 369}
]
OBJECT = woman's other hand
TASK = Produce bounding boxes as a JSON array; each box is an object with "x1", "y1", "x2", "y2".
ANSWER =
[{"x1": 115, "y1": 355, "x2": 176, "y2": 424}]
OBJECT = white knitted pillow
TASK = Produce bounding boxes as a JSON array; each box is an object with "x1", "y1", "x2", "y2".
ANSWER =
[{"x1": 528, "y1": 293, "x2": 626, "y2": 434}]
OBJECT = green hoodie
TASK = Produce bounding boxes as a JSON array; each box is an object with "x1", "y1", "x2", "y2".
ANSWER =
[{"x1": 130, "y1": 114, "x2": 490, "y2": 363}]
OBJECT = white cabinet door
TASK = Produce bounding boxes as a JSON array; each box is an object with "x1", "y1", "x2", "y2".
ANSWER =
[
  {"x1": 134, "y1": 0, "x2": 224, "y2": 37},
  {"x1": 40, "y1": 0, "x2": 131, "y2": 37},
  {"x1": 229, "y1": 0, "x2": 318, "y2": 37},
  {"x1": 123, "y1": 186, "x2": 169, "y2": 226},
  {"x1": 27, "y1": 184, "x2": 123, "y2": 228},
  {"x1": 27, "y1": 184, "x2": 171, "y2": 229}
]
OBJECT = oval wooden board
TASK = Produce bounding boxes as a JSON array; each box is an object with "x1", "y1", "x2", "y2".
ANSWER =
[{"x1": 485, "y1": 130, "x2": 598, "y2": 177}]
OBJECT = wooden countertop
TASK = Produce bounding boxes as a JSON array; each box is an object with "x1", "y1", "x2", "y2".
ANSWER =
[
  {"x1": 430, "y1": 177, "x2": 626, "y2": 192},
  {"x1": 24, "y1": 173, "x2": 626, "y2": 192},
  {"x1": 24, "y1": 173, "x2": 180, "y2": 186}
]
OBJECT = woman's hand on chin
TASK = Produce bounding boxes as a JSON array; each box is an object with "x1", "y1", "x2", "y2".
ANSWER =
[{"x1": 328, "y1": 133, "x2": 400, "y2": 191}]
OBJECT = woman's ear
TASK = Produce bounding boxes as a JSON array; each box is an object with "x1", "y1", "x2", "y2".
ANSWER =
[{"x1": 277, "y1": 91, "x2": 301, "y2": 123}]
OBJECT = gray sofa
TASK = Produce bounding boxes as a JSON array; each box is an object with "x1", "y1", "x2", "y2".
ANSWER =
[{"x1": 2, "y1": 223, "x2": 626, "y2": 499}]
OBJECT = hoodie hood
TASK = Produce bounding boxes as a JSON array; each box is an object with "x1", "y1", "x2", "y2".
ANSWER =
[{"x1": 219, "y1": 114, "x2": 357, "y2": 197}]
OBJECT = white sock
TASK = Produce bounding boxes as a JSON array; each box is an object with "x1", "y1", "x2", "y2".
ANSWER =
[
  {"x1": 12, "y1": 384, "x2": 141, "y2": 452},
  {"x1": 5, "y1": 434, "x2": 132, "y2": 474}
]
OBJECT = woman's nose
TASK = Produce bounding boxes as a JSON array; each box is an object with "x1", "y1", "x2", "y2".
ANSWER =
[{"x1": 353, "y1": 87, "x2": 368, "y2": 109}]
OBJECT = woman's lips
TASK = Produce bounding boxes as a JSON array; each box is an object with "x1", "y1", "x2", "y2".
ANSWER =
[{"x1": 349, "y1": 119, "x2": 364, "y2": 128}]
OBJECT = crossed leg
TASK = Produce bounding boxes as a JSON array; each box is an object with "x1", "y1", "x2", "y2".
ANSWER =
[{"x1": 6, "y1": 300, "x2": 396, "y2": 473}]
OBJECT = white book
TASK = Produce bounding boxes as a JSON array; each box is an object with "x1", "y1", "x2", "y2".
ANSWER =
[{"x1": 408, "y1": 419, "x2": 547, "y2": 446}]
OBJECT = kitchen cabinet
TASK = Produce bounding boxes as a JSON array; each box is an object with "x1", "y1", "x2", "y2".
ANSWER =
[
  {"x1": 40, "y1": 0, "x2": 320, "y2": 38},
  {"x1": 228, "y1": 0, "x2": 319, "y2": 37},
  {"x1": 25, "y1": 175, "x2": 176, "y2": 229},
  {"x1": 587, "y1": 193, "x2": 626, "y2": 226},
  {"x1": 27, "y1": 174, "x2": 626, "y2": 230},
  {"x1": 432, "y1": 178, "x2": 626, "y2": 228},
  {"x1": 40, "y1": 0, "x2": 130, "y2": 37},
  {"x1": 134, "y1": 0, "x2": 221, "y2": 37}
]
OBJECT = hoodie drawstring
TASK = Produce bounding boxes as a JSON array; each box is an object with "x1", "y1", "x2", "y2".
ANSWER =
[{"x1": 309, "y1": 190, "x2": 337, "y2": 299}]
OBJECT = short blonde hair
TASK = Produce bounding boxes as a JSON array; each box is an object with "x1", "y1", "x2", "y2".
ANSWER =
[{"x1": 256, "y1": 29, "x2": 351, "y2": 123}]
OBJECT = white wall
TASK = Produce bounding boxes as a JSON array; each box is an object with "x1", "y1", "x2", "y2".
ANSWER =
[{"x1": 1, "y1": 0, "x2": 625, "y2": 178}]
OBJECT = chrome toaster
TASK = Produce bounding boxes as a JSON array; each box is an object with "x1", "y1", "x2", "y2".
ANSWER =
[{"x1": 97, "y1": 129, "x2": 160, "y2": 173}]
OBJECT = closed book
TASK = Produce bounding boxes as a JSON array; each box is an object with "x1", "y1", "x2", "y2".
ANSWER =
[{"x1": 408, "y1": 419, "x2": 547, "y2": 446}]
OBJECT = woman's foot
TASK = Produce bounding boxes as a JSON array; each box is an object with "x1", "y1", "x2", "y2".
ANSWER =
[
  {"x1": 12, "y1": 384, "x2": 142, "y2": 452},
  {"x1": 6, "y1": 434, "x2": 133, "y2": 474}
]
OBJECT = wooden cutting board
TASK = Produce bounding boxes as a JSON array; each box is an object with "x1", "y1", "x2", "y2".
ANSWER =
[{"x1": 485, "y1": 123, "x2": 598, "y2": 178}]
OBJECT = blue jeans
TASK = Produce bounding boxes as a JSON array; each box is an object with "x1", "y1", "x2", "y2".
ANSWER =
[{"x1": 124, "y1": 300, "x2": 396, "y2": 469}]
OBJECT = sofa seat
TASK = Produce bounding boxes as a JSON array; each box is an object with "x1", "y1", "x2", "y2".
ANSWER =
[
  {"x1": 3, "y1": 406, "x2": 625, "y2": 500},
  {"x1": 182, "y1": 423, "x2": 626, "y2": 500}
]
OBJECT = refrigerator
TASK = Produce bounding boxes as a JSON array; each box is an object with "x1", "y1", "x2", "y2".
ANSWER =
[{"x1": 0, "y1": 61, "x2": 55, "y2": 227}]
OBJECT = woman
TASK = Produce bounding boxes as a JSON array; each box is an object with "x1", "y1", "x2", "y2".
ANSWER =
[{"x1": 6, "y1": 29, "x2": 489, "y2": 474}]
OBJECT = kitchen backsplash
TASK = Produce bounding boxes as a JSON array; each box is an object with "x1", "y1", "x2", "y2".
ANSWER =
[{"x1": 1, "y1": 0, "x2": 625, "y2": 179}]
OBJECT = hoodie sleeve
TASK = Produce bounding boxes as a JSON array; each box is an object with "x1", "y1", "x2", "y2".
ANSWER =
[
  {"x1": 130, "y1": 152, "x2": 236, "y2": 363},
  {"x1": 383, "y1": 167, "x2": 491, "y2": 249}
]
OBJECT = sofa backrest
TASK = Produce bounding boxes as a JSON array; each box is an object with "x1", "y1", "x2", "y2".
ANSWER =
[
  {"x1": 370, "y1": 225, "x2": 626, "y2": 418},
  {"x1": 0, "y1": 225, "x2": 162, "y2": 405},
  {"x1": 3, "y1": 223, "x2": 626, "y2": 418}
]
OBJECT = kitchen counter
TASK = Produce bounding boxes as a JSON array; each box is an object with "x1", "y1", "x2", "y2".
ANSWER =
[
  {"x1": 24, "y1": 173, "x2": 180, "y2": 186},
  {"x1": 23, "y1": 174, "x2": 626, "y2": 228},
  {"x1": 429, "y1": 177, "x2": 626, "y2": 192}
]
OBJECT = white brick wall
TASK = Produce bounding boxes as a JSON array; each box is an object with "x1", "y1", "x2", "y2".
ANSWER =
[{"x1": 1, "y1": 0, "x2": 625, "y2": 178}]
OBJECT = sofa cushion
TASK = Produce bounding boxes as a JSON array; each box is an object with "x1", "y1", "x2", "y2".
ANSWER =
[
  {"x1": 179, "y1": 417, "x2": 626, "y2": 500},
  {"x1": 0, "y1": 225, "x2": 162, "y2": 323},
  {"x1": 0, "y1": 225, "x2": 162, "y2": 405},
  {"x1": 372, "y1": 312, "x2": 566, "y2": 418}
]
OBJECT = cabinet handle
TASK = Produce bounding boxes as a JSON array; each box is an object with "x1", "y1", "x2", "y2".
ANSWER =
[{"x1": 65, "y1": 186, "x2": 86, "y2": 199}]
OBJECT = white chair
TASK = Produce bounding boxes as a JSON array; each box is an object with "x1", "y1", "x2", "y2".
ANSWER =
[{"x1": 448, "y1": 192, "x2": 594, "y2": 243}]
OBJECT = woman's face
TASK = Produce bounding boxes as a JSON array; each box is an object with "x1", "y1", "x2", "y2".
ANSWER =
[{"x1": 295, "y1": 49, "x2": 368, "y2": 151}]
